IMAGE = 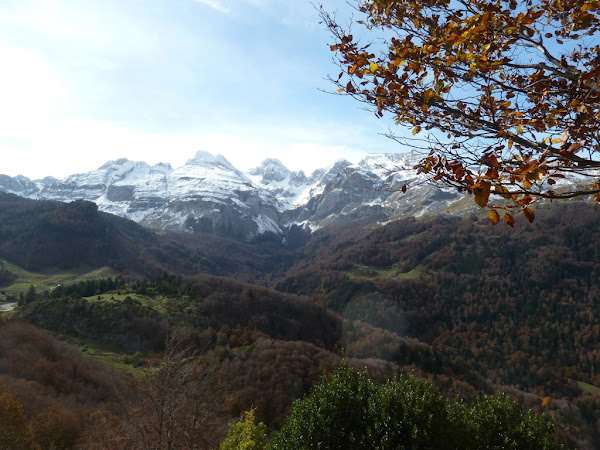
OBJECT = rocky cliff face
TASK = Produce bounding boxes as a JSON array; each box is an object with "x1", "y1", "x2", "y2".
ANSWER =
[{"x1": 0, "y1": 150, "x2": 466, "y2": 239}]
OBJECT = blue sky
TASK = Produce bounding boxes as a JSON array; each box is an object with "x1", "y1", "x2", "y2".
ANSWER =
[{"x1": 0, "y1": 0, "x2": 403, "y2": 179}]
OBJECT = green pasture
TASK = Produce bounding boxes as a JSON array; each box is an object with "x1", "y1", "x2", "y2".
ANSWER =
[{"x1": 0, "y1": 258, "x2": 118, "y2": 300}]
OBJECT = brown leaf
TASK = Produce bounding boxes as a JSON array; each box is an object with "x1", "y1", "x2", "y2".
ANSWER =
[
  {"x1": 505, "y1": 212, "x2": 515, "y2": 227},
  {"x1": 523, "y1": 207, "x2": 535, "y2": 223},
  {"x1": 489, "y1": 210, "x2": 500, "y2": 225}
]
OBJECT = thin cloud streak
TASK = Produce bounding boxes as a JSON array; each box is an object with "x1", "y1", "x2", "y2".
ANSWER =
[{"x1": 194, "y1": 0, "x2": 231, "y2": 14}]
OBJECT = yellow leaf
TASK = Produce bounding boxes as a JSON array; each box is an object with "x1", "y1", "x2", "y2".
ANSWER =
[
  {"x1": 517, "y1": 124, "x2": 524, "y2": 134},
  {"x1": 472, "y1": 181, "x2": 491, "y2": 207},
  {"x1": 412, "y1": 126, "x2": 422, "y2": 135},
  {"x1": 336, "y1": 88, "x2": 345, "y2": 93},
  {"x1": 508, "y1": 139, "x2": 513, "y2": 150},
  {"x1": 369, "y1": 61, "x2": 379, "y2": 73},
  {"x1": 494, "y1": 184, "x2": 512, "y2": 199},
  {"x1": 551, "y1": 138, "x2": 563, "y2": 144},
  {"x1": 489, "y1": 210, "x2": 500, "y2": 225}
]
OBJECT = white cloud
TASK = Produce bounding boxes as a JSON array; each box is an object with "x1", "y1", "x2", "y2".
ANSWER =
[{"x1": 194, "y1": 0, "x2": 231, "y2": 14}]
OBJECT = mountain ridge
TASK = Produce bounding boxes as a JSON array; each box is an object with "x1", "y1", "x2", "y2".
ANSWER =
[{"x1": 0, "y1": 150, "x2": 467, "y2": 239}]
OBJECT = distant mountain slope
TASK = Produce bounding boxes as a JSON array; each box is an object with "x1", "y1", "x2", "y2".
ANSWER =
[
  {"x1": 0, "y1": 193, "x2": 158, "y2": 272},
  {"x1": 0, "y1": 192, "x2": 298, "y2": 280}
]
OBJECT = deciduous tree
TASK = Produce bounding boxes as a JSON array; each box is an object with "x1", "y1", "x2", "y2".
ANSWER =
[
  {"x1": 321, "y1": 0, "x2": 600, "y2": 224},
  {"x1": 268, "y1": 362, "x2": 562, "y2": 449}
]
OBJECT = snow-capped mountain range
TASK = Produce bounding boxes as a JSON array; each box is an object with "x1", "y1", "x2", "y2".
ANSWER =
[{"x1": 0, "y1": 150, "x2": 465, "y2": 239}]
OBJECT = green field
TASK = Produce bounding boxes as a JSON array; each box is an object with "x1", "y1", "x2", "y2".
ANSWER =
[
  {"x1": 576, "y1": 380, "x2": 600, "y2": 396},
  {"x1": 0, "y1": 258, "x2": 119, "y2": 300},
  {"x1": 347, "y1": 263, "x2": 424, "y2": 280},
  {"x1": 83, "y1": 292, "x2": 173, "y2": 315}
]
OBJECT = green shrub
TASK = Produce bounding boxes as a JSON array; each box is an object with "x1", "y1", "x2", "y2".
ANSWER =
[
  {"x1": 220, "y1": 408, "x2": 267, "y2": 450},
  {"x1": 268, "y1": 362, "x2": 562, "y2": 449}
]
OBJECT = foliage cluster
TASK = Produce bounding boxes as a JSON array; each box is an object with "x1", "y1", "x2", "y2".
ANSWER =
[
  {"x1": 322, "y1": 0, "x2": 600, "y2": 221},
  {"x1": 220, "y1": 409, "x2": 267, "y2": 450},
  {"x1": 49, "y1": 276, "x2": 125, "y2": 299},
  {"x1": 269, "y1": 363, "x2": 561, "y2": 449}
]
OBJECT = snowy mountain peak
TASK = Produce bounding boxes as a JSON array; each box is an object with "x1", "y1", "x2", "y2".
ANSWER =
[
  {"x1": 152, "y1": 162, "x2": 173, "y2": 173},
  {"x1": 330, "y1": 159, "x2": 352, "y2": 171},
  {"x1": 99, "y1": 158, "x2": 131, "y2": 170},
  {"x1": 250, "y1": 158, "x2": 289, "y2": 172},
  {"x1": 319, "y1": 159, "x2": 353, "y2": 184},
  {"x1": 357, "y1": 151, "x2": 425, "y2": 179},
  {"x1": 248, "y1": 158, "x2": 291, "y2": 184},
  {"x1": 186, "y1": 151, "x2": 238, "y2": 172}
]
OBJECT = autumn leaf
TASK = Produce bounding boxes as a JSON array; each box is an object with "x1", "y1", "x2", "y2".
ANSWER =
[
  {"x1": 489, "y1": 210, "x2": 500, "y2": 225},
  {"x1": 523, "y1": 207, "x2": 535, "y2": 223},
  {"x1": 516, "y1": 195, "x2": 533, "y2": 206},
  {"x1": 505, "y1": 212, "x2": 515, "y2": 227},
  {"x1": 472, "y1": 181, "x2": 491, "y2": 207}
]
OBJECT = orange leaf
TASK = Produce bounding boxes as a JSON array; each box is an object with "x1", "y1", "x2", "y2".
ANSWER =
[
  {"x1": 472, "y1": 181, "x2": 491, "y2": 207},
  {"x1": 489, "y1": 210, "x2": 500, "y2": 225},
  {"x1": 485, "y1": 167, "x2": 499, "y2": 179},
  {"x1": 505, "y1": 213, "x2": 515, "y2": 227},
  {"x1": 516, "y1": 195, "x2": 533, "y2": 206}
]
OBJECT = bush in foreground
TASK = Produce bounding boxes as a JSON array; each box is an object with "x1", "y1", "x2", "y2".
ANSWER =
[{"x1": 267, "y1": 362, "x2": 562, "y2": 449}]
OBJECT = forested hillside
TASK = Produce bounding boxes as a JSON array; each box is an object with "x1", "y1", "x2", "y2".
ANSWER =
[
  {"x1": 0, "y1": 192, "x2": 295, "y2": 280},
  {"x1": 272, "y1": 203, "x2": 600, "y2": 435},
  {"x1": 2, "y1": 196, "x2": 600, "y2": 447}
]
